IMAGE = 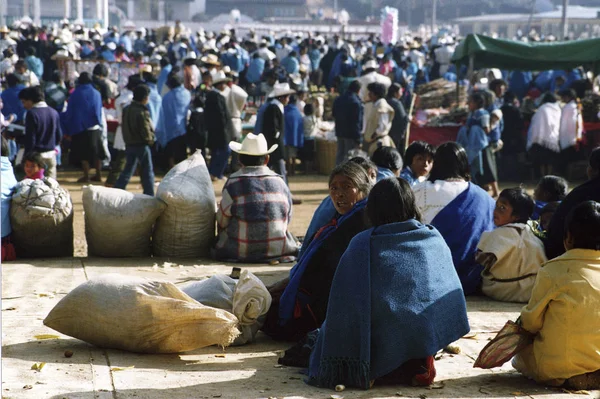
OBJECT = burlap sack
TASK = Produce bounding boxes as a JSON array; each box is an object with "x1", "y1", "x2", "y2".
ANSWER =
[
  {"x1": 10, "y1": 177, "x2": 73, "y2": 257},
  {"x1": 44, "y1": 274, "x2": 240, "y2": 353},
  {"x1": 83, "y1": 186, "x2": 166, "y2": 257}
]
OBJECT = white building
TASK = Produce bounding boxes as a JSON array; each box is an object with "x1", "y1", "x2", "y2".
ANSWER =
[{"x1": 454, "y1": 5, "x2": 600, "y2": 39}]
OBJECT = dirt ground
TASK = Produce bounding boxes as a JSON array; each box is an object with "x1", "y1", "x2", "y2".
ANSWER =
[{"x1": 2, "y1": 171, "x2": 598, "y2": 399}]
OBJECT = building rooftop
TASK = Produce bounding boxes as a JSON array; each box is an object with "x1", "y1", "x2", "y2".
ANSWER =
[{"x1": 454, "y1": 5, "x2": 600, "y2": 23}]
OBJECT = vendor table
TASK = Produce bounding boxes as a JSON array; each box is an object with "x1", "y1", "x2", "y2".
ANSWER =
[{"x1": 409, "y1": 123, "x2": 461, "y2": 147}]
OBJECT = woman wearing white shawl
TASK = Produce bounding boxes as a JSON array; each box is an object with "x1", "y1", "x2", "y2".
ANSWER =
[{"x1": 527, "y1": 93, "x2": 561, "y2": 177}]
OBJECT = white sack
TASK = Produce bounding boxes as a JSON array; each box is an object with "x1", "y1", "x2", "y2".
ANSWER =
[
  {"x1": 10, "y1": 177, "x2": 73, "y2": 257},
  {"x1": 83, "y1": 186, "x2": 166, "y2": 257},
  {"x1": 153, "y1": 151, "x2": 216, "y2": 257},
  {"x1": 182, "y1": 270, "x2": 272, "y2": 345},
  {"x1": 44, "y1": 274, "x2": 240, "y2": 353}
]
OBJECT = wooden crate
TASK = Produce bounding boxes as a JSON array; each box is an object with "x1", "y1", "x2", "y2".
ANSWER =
[{"x1": 316, "y1": 139, "x2": 337, "y2": 176}]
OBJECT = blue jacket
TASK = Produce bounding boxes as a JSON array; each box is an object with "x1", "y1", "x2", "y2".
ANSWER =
[
  {"x1": 1, "y1": 85, "x2": 26, "y2": 122},
  {"x1": 284, "y1": 104, "x2": 304, "y2": 148},
  {"x1": 156, "y1": 86, "x2": 191, "y2": 148},
  {"x1": 146, "y1": 83, "x2": 162, "y2": 128},
  {"x1": 62, "y1": 84, "x2": 103, "y2": 136},
  {"x1": 246, "y1": 58, "x2": 265, "y2": 84},
  {"x1": 1, "y1": 157, "x2": 17, "y2": 238},
  {"x1": 157, "y1": 64, "x2": 172, "y2": 94},
  {"x1": 100, "y1": 50, "x2": 116, "y2": 62},
  {"x1": 332, "y1": 91, "x2": 363, "y2": 140}
]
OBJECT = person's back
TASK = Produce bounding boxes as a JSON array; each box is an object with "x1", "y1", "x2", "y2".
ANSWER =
[
  {"x1": 64, "y1": 82, "x2": 102, "y2": 135},
  {"x1": 477, "y1": 189, "x2": 547, "y2": 303},
  {"x1": 333, "y1": 88, "x2": 362, "y2": 140},
  {"x1": 515, "y1": 201, "x2": 600, "y2": 389},
  {"x1": 1, "y1": 76, "x2": 26, "y2": 122},
  {"x1": 216, "y1": 135, "x2": 298, "y2": 262}
]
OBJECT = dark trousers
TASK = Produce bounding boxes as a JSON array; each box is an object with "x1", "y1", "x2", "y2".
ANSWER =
[
  {"x1": 115, "y1": 145, "x2": 155, "y2": 196},
  {"x1": 209, "y1": 147, "x2": 231, "y2": 179}
]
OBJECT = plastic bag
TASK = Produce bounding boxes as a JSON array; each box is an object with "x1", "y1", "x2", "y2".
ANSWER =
[{"x1": 473, "y1": 320, "x2": 534, "y2": 369}]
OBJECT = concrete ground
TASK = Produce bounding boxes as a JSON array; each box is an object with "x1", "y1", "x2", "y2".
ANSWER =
[{"x1": 2, "y1": 172, "x2": 598, "y2": 399}]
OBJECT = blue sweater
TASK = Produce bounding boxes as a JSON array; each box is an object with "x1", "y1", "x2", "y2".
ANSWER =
[
  {"x1": 24, "y1": 105, "x2": 63, "y2": 153},
  {"x1": 62, "y1": 84, "x2": 103, "y2": 136},
  {"x1": 156, "y1": 86, "x2": 191, "y2": 148},
  {"x1": 333, "y1": 92, "x2": 363, "y2": 140},
  {"x1": 284, "y1": 104, "x2": 304, "y2": 148}
]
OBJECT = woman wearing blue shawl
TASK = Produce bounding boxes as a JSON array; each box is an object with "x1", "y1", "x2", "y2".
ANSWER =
[
  {"x1": 262, "y1": 162, "x2": 373, "y2": 341},
  {"x1": 457, "y1": 92, "x2": 491, "y2": 186},
  {"x1": 305, "y1": 178, "x2": 469, "y2": 389},
  {"x1": 414, "y1": 143, "x2": 495, "y2": 294}
]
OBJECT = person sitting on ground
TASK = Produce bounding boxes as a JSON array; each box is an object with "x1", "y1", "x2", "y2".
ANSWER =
[
  {"x1": 476, "y1": 188, "x2": 547, "y2": 303},
  {"x1": 538, "y1": 202, "x2": 561, "y2": 232},
  {"x1": 414, "y1": 142, "x2": 495, "y2": 295},
  {"x1": 513, "y1": 200, "x2": 600, "y2": 390},
  {"x1": 305, "y1": 178, "x2": 469, "y2": 389},
  {"x1": 22, "y1": 152, "x2": 46, "y2": 180},
  {"x1": 400, "y1": 141, "x2": 435, "y2": 186},
  {"x1": 215, "y1": 133, "x2": 299, "y2": 263},
  {"x1": 263, "y1": 161, "x2": 373, "y2": 341},
  {"x1": 544, "y1": 147, "x2": 600, "y2": 260},
  {"x1": 114, "y1": 85, "x2": 156, "y2": 196},
  {"x1": 299, "y1": 156, "x2": 377, "y2": 257},
  {"x1": 532, "y1": 175, "x2": 568, "y2": 221},
  {"x1": 1, "y1": 137, "x2": 18, "y2": 261},
  {"x1": 371, "y1": 146, "x2": 403, "y2": 180}
]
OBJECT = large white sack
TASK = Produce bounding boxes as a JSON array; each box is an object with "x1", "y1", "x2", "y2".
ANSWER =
[
  {"x1": 44, "y1": 274, "x2": 240, "y2": 353},
  {"x1": 153, "y1": 151, "x2": 216, "y2": 257},
  {"x1": 83, "y1": 186, "x2": 166, "y2": 257},
  {"x1": 10, "y1": 177, "x2": 73, "y2": 257},
  {"x1": 182, "y1": 270, "x2": 272, "y2": 345}
]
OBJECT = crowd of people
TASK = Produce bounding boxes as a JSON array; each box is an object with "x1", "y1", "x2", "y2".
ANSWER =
[{"x1": 1, "y1": 19, "x2": 600, "y2": 392}]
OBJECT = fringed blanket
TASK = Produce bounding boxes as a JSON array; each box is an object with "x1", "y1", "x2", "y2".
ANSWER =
[{"x1": 308, "y1": 220, "x2": 470, "y2": 389}]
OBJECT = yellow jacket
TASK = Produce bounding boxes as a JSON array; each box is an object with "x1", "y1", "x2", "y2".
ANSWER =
[{"x1": 519, "y1": 249, "x2": 600, "y2": 383}]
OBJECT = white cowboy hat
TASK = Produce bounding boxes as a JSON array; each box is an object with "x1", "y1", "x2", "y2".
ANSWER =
[
  {"x1": 201, "y1": 53, "x2": 220, "y2": 66},
  {"x1": 51, "y1": 49, "x2": 70, "y2": 60},
  {"x1": 229, "y1": 133, "x2": 278, "y2": 156},
  {"x1": 0, "y1": 26, "x2": 9, "y2": 33},
  {"x1": 211, "y1": 70, "x2": 231, "y2": 84},
  {"x1": 362, "y1": 60, "x2": 379, "y2": 71},
  {"x1": 268, "y1": 82, "x2": 296, "y2": 98},
  {"x1": 106, "y1": 42, "x2": 117, "y2": 51}
]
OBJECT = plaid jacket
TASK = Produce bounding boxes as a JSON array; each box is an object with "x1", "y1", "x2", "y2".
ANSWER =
[{"x1": 216, "y1": 166, "x2": 299, "y2": 262}]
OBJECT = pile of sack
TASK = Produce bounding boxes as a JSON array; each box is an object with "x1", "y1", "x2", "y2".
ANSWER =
[
  {"x1": 10, "y1": 177, "x2": 74, "y2": 257},
  {"x1": 43, "y1": 270, "x2": 272, "y2": 353},
  {"x1": 83, "y1": 151, "x2": 216, "y2": 257}
]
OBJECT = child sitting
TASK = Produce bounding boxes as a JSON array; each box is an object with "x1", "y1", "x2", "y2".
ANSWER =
[
  {"x1": 513, "y1": 200, "x2": 600, "y2": 390},
  {"x1": 371, "y1": 146, "x2": 403, "y2": 180},
  {"x1": 476, "y1": 188, "x2": 547, "y2": 303},
  {"x1": 399, "y1": 141, "x2": 435, "y2": 186},
  {"x1": 533, "y1": 175, "x2": 568, "y2": 220},
  {"x1": 23, "y1": 152, "x2": 46, "y2": 180},
  {"x1": 538, "y1": 201, "x2": 561, "y2": 232}
]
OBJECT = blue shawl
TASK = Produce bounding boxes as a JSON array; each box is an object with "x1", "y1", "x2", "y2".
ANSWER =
[
  {"x1": 146, "y1": 83, "x2": 162, "y2": 128},
  {"x1": 280, "y1": 199, "x2": 367, "y2": 325},
  {"x1": 299, "y1": 196, "x2": 337, "y2": 258},
  {"x1": 62, "y1": 84, "x2": 103, "y2": 136},
  {"x1": 376, "y1": 167, "x2": 395, "y2": 181},
  {"x1": 430, "y1": 183, "x2": 495, "y2": 295},
  {"x1": 457, "y1": 124, "x2": 489, "y2": 176},
  {"x1": 157, "y1": 64, "x2": 172, "y2": 94},
  {"x1": 308, "y1": 220, "x2": 470, "y2": 389},
  {"x1": 156, "y1": 86, "x2": 191, "y2": 148}
]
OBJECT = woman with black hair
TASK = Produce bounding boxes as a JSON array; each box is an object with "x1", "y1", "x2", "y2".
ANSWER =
[
  {"x1": 527, "y1": 92, "x2": 561, "y2": 178},
  {"x1": 400, "y1": 141, "x2": 435, "y2": 186},
  {"x1": 386, "y1": 83, "x2": 408, "y2": 151},
  {"x1": 414, "y1": 142, "x2": 495, "y2": 294},
  {"x1": 307, "y1": 177, "x2": 469, "y2": 390}
]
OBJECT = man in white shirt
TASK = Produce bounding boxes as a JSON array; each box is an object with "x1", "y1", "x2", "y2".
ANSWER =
[{"x1": 358, "y1": 60, "x2": 392, "y2": 103}]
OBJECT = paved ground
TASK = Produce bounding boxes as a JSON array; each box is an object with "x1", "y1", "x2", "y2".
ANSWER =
[{"x1": 2, "y1": 172, "x2": 598, "y2": 399}]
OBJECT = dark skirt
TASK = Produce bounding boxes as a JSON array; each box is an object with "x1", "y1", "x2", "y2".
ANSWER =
[
  {"x1": 529, "y1": 143, "x2": 559, "y2": 166},
  {"x1": 70, "y1": 128, "x2": 106, "y2": 164},
  {"x1": 165, "y1": 135, "x2": 188, "y2": 164},
  {"x1": 475, "y1": 146, "x2": 498, "y2": 186},
  {"x1": 300, "y1": 139, "x2": 316, "y2": 162}
]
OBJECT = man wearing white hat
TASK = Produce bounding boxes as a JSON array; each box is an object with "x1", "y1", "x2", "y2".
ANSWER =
[
  {"x1": 357, "y1": 59, "x2": 391, "y2": 103},
  {"x1": 215, "y1": 133, "x2": 299, "y2": 262},
  {"x1": 205, "y1": 71, "x2": 234, "y2": 181}
]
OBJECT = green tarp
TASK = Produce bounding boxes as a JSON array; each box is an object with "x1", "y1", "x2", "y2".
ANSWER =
[{"x1": 451, "y1": 34, "x2": 600, "y2": 73}]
